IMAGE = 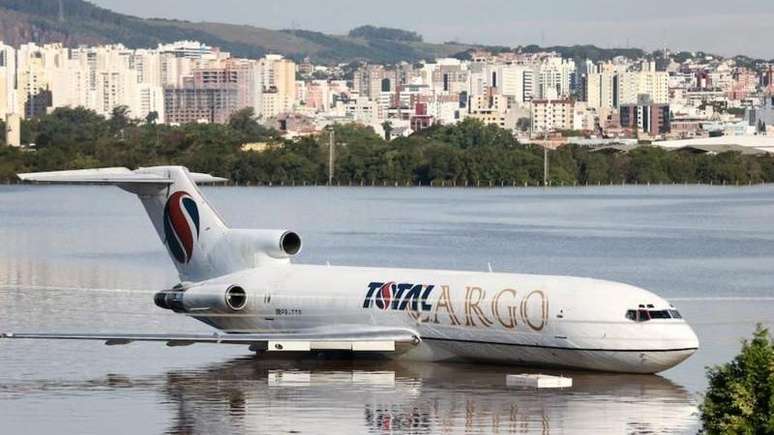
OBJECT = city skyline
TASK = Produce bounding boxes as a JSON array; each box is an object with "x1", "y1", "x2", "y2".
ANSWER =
[{"x1": 89, "y1": 0, "x2": 774, "y2": 59}]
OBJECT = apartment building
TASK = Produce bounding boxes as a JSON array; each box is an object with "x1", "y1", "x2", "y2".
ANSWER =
[
  {"x1": 260, "y1": 54, "x2": 296, "y2": 117},
  {"x1": 619, "y1": 97, "x2": 671, "y2": 137},
  {"x1": 0, "y1": 43, "x2": 15, "y2": 119},
  {"x1": 586, "y1": 61, "x2": 668, "y2": 109},
  {"x1": 531, "y1": 99, "x2": 574, "y2": 133}
]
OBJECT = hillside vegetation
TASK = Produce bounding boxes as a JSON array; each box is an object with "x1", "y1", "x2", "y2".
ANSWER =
[
  {"x1": 0, "y1": 0, "x2": 468, "y2": 63},
  {"x1": 0, "y1": 0, "x2": 692, "y2": 64}
]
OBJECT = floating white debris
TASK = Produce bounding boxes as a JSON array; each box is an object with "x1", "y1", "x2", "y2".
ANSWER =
[{"x1": 506, "y1": 374, "x2": 573, "y2": 389}]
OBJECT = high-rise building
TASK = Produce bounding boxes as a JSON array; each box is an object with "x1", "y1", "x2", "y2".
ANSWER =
[
  {"x1": 498, "y1": 64, "x2": 532, "y2": 104},
  {"x1": 586, "y1": 61, "x2": 667, "y2": 109},
  {"x1": 50, "y1": 44, "x2": 165, "y2": 120},
  {"x1": 16, "y1": 43, "x2": 69, "y2": 118},
  {"x1": 0, "y1": 43, "x2": 16, "y2": 119},
  {"x1": 619, "y1": 96, "x2": 670, "y2": 137},
  {"x1": 353, "y1": 64, "x2": 399, "y2": 100},
  {"x1": 304, "y1": 80, "x2": 332, "y2": 112},
  {"x1": 259, "y1": 54, "x2": 296, "y2": 117},
  {"x1": 431, "y1": 60, "x2": 469, "y2": 95},
  {"x1": 531, "y1": 99, "x2": 575, "y2": 133},
  {"x1": 618, "y1": 62, "x2": 669, "y2": 106},
  {"x1": 586, "y1": 63, "x2": 624, "y2": 109},
  {"x1": 165, "y1": 85, "x2": 239, "y2": 125},
  {"x1": 536, "y1": 57, "x2": 576, "y2": 100}
]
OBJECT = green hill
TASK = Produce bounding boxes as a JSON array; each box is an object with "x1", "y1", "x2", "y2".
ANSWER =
[
  {"x1": 0, "y1": 0, "x2": 676, "y2": 64},
  {"x1": 0, "y1": 0, "x2": 473, "y2": 63}
]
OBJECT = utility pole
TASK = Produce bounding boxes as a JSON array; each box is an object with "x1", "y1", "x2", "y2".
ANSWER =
[
  {"x1": 543, "y1": 146, "x2": 549, "y2": 187},
  {"x1": 543, "y1": 130, "x2": 549, "y2": 187},
  {"x1": 328, "y1": 128, "x2": 335, "y2": 185}
]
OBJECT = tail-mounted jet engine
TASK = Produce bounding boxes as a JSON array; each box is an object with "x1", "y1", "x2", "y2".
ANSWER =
[{"x1": 154, "y1": 285, "x2": 249, "y2": 314}]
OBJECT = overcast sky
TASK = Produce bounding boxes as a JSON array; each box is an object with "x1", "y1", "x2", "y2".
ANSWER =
[{"x1": 91, "y1": 0, "x2": 774, "y2": 58}]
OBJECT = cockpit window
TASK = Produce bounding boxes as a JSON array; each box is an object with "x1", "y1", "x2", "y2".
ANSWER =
[
  {"x1": 649, "y1": 310, "x2": 671, "y2": 319},
  {"x1": 626, "y1": 307, "x2": 680, "y2": 322}
]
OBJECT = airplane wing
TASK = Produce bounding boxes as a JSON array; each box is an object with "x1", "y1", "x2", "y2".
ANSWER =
[{"x1": 0, "y1": 327, "x2": 421, "y2": 352}]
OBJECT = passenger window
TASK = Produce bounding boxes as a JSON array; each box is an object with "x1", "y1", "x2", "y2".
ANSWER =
[{"x1": 625, "y1": 310, "x2": 637, "y2": 321}]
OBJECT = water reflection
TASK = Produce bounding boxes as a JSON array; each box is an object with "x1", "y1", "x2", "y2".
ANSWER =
[
  {"x1": 164, "y1": 357, "x2": 698, "y2": 434},
  {"x1": 0, "y1": 356, "x2": 694, "y2": 434}
]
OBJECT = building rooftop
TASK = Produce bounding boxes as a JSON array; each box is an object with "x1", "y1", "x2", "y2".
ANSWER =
[{"x1": 655, "y1": 136, "x2": 774, "y2": 154}]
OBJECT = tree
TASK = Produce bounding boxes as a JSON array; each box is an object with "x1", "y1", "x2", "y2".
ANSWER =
[
  {"x1": 228, "y1": 107, "x2": 258, "y2": 133},
  {"x1": 382, "y1": 121, "x2": 393, "y2": 142},
  {"x1": 4, "y1": 105, "x2": 774, "y2": 186},
  {"x1": 348, "y1": 25, "x2": 423, "y2": 42},
  {"x1": 700, "y1": 324, "x2": 774, "y2": 434},
  {"x1": 109, "y1": 105, "x2": 132, "y2": 135},
  {"x1": 228, "y1": 108, "x2": 279, "y2": 142},
  {"x1": 516, "y1": 117, "x2": 532, "y2": 133},
  {"x1": 145, "y1": 111, "x2": 159, "y2": 125}
]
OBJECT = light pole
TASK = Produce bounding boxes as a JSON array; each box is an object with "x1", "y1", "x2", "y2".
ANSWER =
[
  {"x1": 543, "y1": 143, "x2": 549, "y2": 187},
  {"x1": 328, "y1": 128, "x2": 335, "y2": 186}
]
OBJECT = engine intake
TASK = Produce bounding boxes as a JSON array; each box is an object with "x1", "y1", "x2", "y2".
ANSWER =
[{"x1": 280, "y1": 231, "x2": 302, "y2": 256}]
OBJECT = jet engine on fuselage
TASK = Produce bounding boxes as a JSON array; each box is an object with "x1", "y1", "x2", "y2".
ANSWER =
[{"x1": 154, "y1": 284, "x2": 249, "y2": 314}]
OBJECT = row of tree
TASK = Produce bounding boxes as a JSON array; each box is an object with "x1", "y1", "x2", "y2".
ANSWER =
[{"x1": 1, "y1": 106, "x2": 774, "y2": 186}]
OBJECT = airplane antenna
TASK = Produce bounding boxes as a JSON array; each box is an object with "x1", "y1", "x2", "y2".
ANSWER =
[
  {"x1": 58, "y1": 0, "x2": 65, "y2": 22},
  {"x1": 487, "y1": 262, "x2": 493, "y2": 273}
]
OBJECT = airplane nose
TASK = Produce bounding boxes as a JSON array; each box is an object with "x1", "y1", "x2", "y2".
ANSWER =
[{"x1": 685, "y1": 323, "x2": 700, "y2": 351}]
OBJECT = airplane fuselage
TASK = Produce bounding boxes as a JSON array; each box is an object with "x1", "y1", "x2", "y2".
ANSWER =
[{"x1": 174, "y1": 264, "x2": 699, "y2": 373}]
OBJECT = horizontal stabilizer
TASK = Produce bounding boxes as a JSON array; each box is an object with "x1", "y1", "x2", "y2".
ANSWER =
[{"x1": 17, "y1": 167, "x2": 227, "y2": 185}]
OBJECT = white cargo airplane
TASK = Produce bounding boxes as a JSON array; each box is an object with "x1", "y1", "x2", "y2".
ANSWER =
[{"x1": 2, "y1": 166, "x2": 699, "y2": 373}]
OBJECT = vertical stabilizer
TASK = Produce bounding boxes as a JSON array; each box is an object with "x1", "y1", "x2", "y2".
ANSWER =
[
  {"x1": 18, "y1": 166, "x2": 230, "y2": 282},
  {"x1": 131, "y1": 167, "x2": 229, "y2": 282}
]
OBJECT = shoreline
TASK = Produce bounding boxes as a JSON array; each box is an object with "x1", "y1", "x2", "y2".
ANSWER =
[{"x1": 4, "y1": 180, "x2": 773, "y2": 188}]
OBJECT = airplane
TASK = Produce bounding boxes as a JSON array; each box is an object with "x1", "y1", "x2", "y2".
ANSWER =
[{"x1": 1, "y1": 166, "x2": 699, "y2": 373}]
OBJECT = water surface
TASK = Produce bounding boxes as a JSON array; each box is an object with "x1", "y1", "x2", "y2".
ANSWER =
[{"x1": 1, "y1": 185, "x2": 772, "y2": 434}]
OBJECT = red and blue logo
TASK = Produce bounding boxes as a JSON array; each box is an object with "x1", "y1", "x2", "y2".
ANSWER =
[{"x1": 163, "y1": 191, "x2": 200, "y2": 264}]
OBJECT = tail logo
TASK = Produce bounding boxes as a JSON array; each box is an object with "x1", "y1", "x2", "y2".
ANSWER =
[{"x1": 163, "y1": 191, "x2": 200, "y2": 264}]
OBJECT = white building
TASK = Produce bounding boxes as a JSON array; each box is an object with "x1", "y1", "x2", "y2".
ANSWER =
[
  {"x1": 499, "y1": 64, "x2": 532, "y2": 104},
  {"x1": 259, "y1": 54, "x2": 296, "y2": 117},
  {"x1": 536, "y1": 57, "x2": 576, "y2": 100},
  {"x1": 618, "y1": 61, "x2": 669, "y2": 106},
  {"x1": 531, "y1": 99, "x2": 575, "y2": 134}
]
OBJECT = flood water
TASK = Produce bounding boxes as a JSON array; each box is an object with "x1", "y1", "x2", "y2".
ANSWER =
[{"x1": 1, "y1": 184, "x2": 772, "y2": 434}]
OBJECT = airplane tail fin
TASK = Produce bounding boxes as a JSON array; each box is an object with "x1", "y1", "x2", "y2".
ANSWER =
[
  {"x1": 17, "y1": 166, "x2": 234, "y2": 282},
  {"x1": 19, "y1": 166, "x2": 302, "y2": 282}
]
